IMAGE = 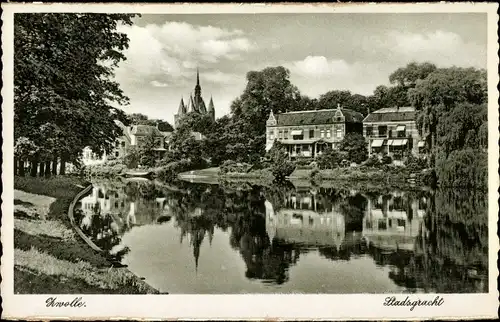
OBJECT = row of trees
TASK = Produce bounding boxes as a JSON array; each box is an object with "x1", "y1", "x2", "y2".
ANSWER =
[
  {"x1": 14, "y1": 13, "x2": 137, "y2": 177},
  {"x1": 164, "y1": 62, "x2": 486, "y2": 188}
]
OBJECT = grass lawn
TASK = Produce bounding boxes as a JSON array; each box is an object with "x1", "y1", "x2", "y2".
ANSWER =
[{"x1": 13, "y1": 175, "x2": 158, "y2": 294}]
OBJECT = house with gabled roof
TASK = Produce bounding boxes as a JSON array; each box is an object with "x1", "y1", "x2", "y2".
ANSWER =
[
  {"x1": 362, "y1": 106, "x2": 424, "y2": 158},
  {"x1": 265, "y1": 104, "x2": 364, "y2": 159},
  {"x1": 82, "y1": 120, "x2": 170, "y2": 165}
]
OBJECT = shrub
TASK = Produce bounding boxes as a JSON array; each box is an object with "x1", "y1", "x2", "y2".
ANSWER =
[
  {"x1": 295, "y1": 157, "x2": 313, "y2": 166},
  {"x1": 405, "y1": 154, "x2": 428, "y2": 172},
  {"x1": 420, "y1": 168, "x2": 437, "y2": 187},
  {"x1": 219, "y1": 160, "x2": 253, "y2": 174},
  {"x1": 381, "y1": 154, "x2": 392, "y2": 165},
  {"x1": 156, "y1": 159, "x2": 192, "y2": 182},
  {"x1": 316, "y1": 148, "x2": 344, "y2": 169},
  {"x1": 309, "y1": 168, "x2": 322, "y2": 183},
  {"x1": 364, "y1": 155, "x2": 380, "y2": 167}
]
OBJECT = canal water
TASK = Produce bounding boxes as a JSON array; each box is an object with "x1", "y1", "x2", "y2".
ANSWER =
[{"x1": 74, "y1": 178, "x2": 488, "y2": 294}]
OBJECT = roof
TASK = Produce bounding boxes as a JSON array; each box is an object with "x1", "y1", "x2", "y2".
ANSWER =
[
  {"x1": 130, "y1": 125, "x2": 164, "y2": 137},
  {"x1": 273, "y1": 108, "x2": 364, "y2": 127},
  {"x1": 363, "y1": 106, "x2": 417, "y2": 123}
]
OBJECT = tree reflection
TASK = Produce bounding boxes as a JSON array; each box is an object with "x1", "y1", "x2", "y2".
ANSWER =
[{"x1": 77, "y1": 179, "x2": 488, "y2": 293}]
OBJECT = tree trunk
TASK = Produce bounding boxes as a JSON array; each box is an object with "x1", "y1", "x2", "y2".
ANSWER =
[
  {"x1": 39, "y1": 162, "x2": 45, "y2": 177},
  {"x1": 52, "y1": 158, "x2": 58, "y2": 175},
  {"x1": 60, "y1": 156, "x2": 67, "y2": 175},
  {"x1": 19, "y1": 159, "x2": 25, "y2": 177},
  {"x1": 44, "y1": 162, "x2": 51, "y2": 177},
  {"x1": 30, "y1": 160, "x2": 38, "y2": 177},
  {"x1": 14, "y1": 157, "x2": 18, "y2": 176}
]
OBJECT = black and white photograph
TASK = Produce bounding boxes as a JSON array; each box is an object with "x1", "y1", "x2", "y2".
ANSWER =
[{"x1": 1, "y1": 2, "x2": 498, "y2": 320}]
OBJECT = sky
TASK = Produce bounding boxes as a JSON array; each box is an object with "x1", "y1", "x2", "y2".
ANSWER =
[{"x1": 112, "y1": 13, "x2": 487, "y2": 125}]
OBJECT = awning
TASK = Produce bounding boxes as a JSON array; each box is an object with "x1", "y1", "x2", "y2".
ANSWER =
[
  {"x1": 392, "y1": 139, "x2": 408, "y2": 146},
  {"x1": 418, "y1": 141, "x2": 425, "y2": 148},
  {"x1": 371, "y1": 139, "x2": 384, "y2": 147},
  {"x1": 290, "y1": 130, "x2": 303, "y2": 136},
  {"x1": 396, "y1": 125, "x2": 406, "y2": 131},
  {"x1": 387, "y1": 139, "x2": 394, "y2": 146},
  {"x1": 392, "y1": 139, "x2": 403, "y2": 146}
]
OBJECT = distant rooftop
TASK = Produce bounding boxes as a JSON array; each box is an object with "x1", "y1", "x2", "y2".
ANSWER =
[
  {"x1": 363, "y1": 106, "x2": 417, "y2": 123},
  {"x1": 372, "y1": 106, "x2": 415, "y2": 113},
  {"x1": 272, "y1": 108, "x2": 364, "y2": 126}
]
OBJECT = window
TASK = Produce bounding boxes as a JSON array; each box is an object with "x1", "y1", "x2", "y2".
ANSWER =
[
  {"x1": 326, "y1": 129, "x2": 331, "y2": 138},
  {"x1": 320, "y1": 129, "x2": 325, "y2": 138},
  {"x1": 336, "y1": 117, "x2": 342, "y2": 122},
  {"x1": 378, "y1": 125, "x2": 387, "y2": 136},
  {"x1": 115, "y1": 151, "x2": 119, "y2": 157},
  {"x1": 121, "y1": 141, "x2": 125, "y2": 147},
  {"x1": 336, "y1": 129, "x2": 342, "y2": 138},
  {"x1": 309, "y1": 129, "x2": 314, "y2": 138},
  {"x1": 268, "y1": 130, "x2": 274, "y2": 140},
  {"x1": 279, "y1": 130, "x2": 283, "y2": 139},
  {"x1": 366, "y1": 126, "x2": 373, "y2": 136},
  {"x1": 284, "y1": 130, "x2": 289, "y2": 139}
]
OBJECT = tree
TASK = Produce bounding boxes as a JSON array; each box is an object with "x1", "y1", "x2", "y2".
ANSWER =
[
  {"x1": 139, "y1": 132, "x2": 160, "y2": 167},
  {"x1": 338, "y1": 133, "x2": 368, "y2": 164},
  {"x1": 14, "y1": 13, "x2": 137, "y2": 175},
  {"x1": 317, "y1": 90, "x2": 370, "y2": 116},
  {"x1": 389, "y1": 62, "x2": 437, "y2": 88},
  {"x1": 409, "y1": 67, "x2": 487, "y2": 152},
  {"x1": 128, "y1": 113, "x2": 174, "y2": 132},
  {"x1": 227, "y1": 66, "x2": 301, "y2": 163},
  {"x1": 437, "y1": 102, "x2": 487, "y2": 156},
  {"x1": 268, "y1": 141, "x2": 295, "y2": 181}
]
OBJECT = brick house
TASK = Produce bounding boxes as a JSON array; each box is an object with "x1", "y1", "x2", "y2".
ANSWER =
[
  {"x1": 265, "y1": 104, "x2": 364, "y2": 159},
  {"x1": 362, "y1": 106, "x2": 425, "y2": 159}
]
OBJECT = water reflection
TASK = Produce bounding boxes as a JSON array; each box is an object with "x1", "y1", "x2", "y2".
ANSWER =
[{"x1": 75, "y1": 179, "x2": 488, "y2": 293}]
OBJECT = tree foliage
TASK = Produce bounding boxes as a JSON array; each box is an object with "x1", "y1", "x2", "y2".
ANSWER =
[
  {"x1": 14, "y1": 13, "x2": 137, "y2": 175},
  {"x1": 409, "y1": 67, "x2": 487, "y2": 151},
  {"x1": 128, "y1": 113, "x2": 174, "y2": 132},
  {"x1": 338, "y1": 133, "x2": 368, "y2": 164}
]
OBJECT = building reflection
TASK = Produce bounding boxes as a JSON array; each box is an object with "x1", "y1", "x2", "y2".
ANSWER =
[
  {"x1": 76, "y1": 181, "x2": 488, "y2": 293},
  {"x1": 362, "y1": 192, "x2": 427, "y2": 252}
]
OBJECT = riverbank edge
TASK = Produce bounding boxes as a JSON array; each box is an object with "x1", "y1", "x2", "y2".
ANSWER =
[
  {"x1": 67, "y1": 183, "x2": 160, "y2": 294},
  {"x1": 179, "y1": 167, "x2": 417, "y2": 185}
]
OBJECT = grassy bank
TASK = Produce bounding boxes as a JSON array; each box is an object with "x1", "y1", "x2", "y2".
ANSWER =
[{"x1": 13, "y1": 176, "x2": 157, "y2": 294}]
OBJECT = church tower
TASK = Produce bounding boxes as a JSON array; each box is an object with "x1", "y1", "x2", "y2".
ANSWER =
[{"x1": 173, "y1": 69, "x2": 215, "y2": 129}]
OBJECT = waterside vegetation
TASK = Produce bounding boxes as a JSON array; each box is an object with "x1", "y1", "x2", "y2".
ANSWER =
[{"x1": 13, "y1": 176, "x2": 158, "y2": 294}]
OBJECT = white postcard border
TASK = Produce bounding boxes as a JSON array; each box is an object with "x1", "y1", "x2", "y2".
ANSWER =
[{"x1": 1, "y1": 2, "x2": 499, "y2": 320}]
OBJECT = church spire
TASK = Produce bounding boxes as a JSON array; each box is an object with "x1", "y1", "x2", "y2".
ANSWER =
[{"x1": 194, "y1": 68, "x2": 201, "y2": 98}]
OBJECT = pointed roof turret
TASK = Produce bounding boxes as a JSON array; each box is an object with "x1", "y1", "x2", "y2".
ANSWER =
[
  {"x1": 208, "y1": 96, "x2": 215, "y2": 111},
  {"x1": 178, "y1": 97, "x2": 186, "y2": 114}
]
